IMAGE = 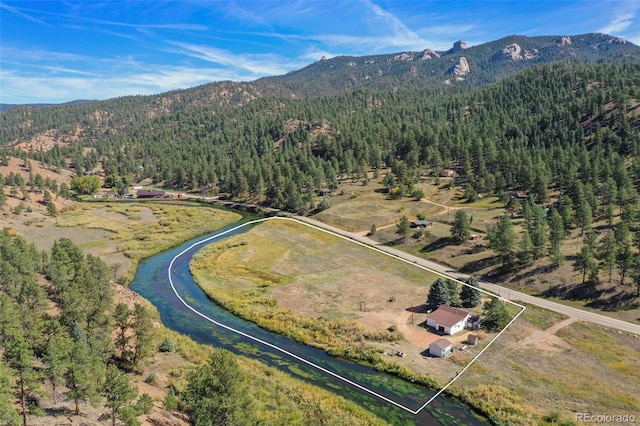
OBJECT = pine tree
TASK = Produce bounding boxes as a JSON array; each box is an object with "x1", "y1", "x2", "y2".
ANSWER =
[
  {"x1": 575, "y1": 244, "x2": 597, "y2": 285},
  {"x1": 5, "y1": 337, "x2": 40, "y2": 426},
  {"x1": 0, "y1": 360, "x2": 19, "y2": 426},
  {"x1": 446, "y1": 279, "x2": 462, "y2": 307},
  {"x1": 43, "y1": 335, "x2": 72, "y2": 404},
  {"x1": 518, "y1": 229, "x2": 534, "y2": 267},
  {"x1": 597, "y1": 230, "x2": 616, "y2": 283},
  {"x1": 529, "y1": 205, "x2": 547, "y2": 261},
  {"x1": 487, "y1": 215, "x2": 518, "y2": 270},
  {"x1": 163, "y1": 386, "x2": 178, "y2": 411},
  {"x1": 102, "y1": 364, "x2": 138, "y2": 426},
  {"x1": 396, "y1": 215, "x2": 410, "y2": 240},
  {"x1": 426, "y1": 278, "x2": 451, "y2": 310},
  {"x1": 65, "y1": 323, "x2": 103, "y2": 415},
  {"x1": 615, "y1": 223, "x2": 632, "y2": 284},
  {"x1": 450, "y1": 210, "x2": 471, "y2": 243},
  {"x1": 548, "y1": 208, "x2": 565, "y2": 266},
  {"x1": 631, "y1": 254, "x2": 640, "y2": 298},
  {"x1": 460, "y1": 277, "x2": 482, "y2": 308},
  {"x1": 183, "y1": 350, "x2": 255, "y2": 426},
  {"x1": 483, "y1": 297, "x2": 511, "y2": 330},
  {"x1": 130, "y1": 304, "x2": 154, "y2": 371}
]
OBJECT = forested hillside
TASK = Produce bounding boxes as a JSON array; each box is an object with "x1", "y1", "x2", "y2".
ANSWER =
[{"x1": 3, "y1": 60, "x2": 639, "y2": 215}]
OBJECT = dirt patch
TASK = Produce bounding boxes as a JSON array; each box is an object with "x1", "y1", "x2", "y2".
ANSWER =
[
  {"x1": 518, "y1": 318, "x2": 576, "y2": 353},
  {"x1": 1, "y1": 156, "x2": 74, "y2": 184}
]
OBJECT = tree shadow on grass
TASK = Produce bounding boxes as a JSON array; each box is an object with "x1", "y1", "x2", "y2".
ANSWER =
[
  {"x1": 419, "y1": 237, "x2": 452, "y2": 253},
  {"x1": 458, "y1": 256, "x2": 500, "y2": 275},
  {"x1": 382, "y1": 237, "x2": 410, "y2": 246},
  {"x1": 406, "y1": 304, "x2": 429, "y2": 313},
  {"x1": 539, "y1": 281, "x2": 638, "y2": 311}
]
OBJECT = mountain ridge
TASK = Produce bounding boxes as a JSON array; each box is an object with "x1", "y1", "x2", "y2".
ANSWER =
[{"x1": 1, "y1": 32, "x2": 638, "y2": 151}]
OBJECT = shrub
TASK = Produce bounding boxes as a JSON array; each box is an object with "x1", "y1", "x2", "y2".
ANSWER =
[
  {"x1": 159, "y1": 337, "x2": 175, "y2": 353},
  {"x1": 145, "y1": 372, "x2": 158, "y2": 386},
  {"x1": 163, "y1": 386, "x2": 178, "y2": 411},
  {"x1": 317, "y1": 199, "x2": 330, "y2": 212}
]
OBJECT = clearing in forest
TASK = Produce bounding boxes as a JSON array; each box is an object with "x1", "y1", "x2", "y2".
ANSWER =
[{"x1": 190, "y1": 217, "x2": 525, "y2": 412}]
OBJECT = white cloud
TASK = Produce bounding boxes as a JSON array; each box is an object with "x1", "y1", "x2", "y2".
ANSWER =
[
  {"x1": 0, "y1": 63, "x2": 278, "y2": 104},
  {"x1": 597, "y1": 1, "x2": 639, "y2": 35},
  {"x1": 166, "y1": 41, "x2": 304, "y2": 77},
  {"x1": 0, "y1": 2, "x2": 54, "y2": 27}
]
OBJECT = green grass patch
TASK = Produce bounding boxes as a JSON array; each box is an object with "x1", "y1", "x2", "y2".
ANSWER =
[
  {"x1": 58, "y1": 201, "x2": 241, "y2": 281},
  {"x1": 520, "y1": 304, "x2": 568, "y2": 330}
]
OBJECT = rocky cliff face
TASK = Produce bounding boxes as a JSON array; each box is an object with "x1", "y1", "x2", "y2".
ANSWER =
[
  {"x1": 499, "y1": 43, "x2": 538, "y2": 61},
  {"x1": 449, "y1": 57, "x2": 470, "y2": 81},
  {"x1": 418, "y1": 49, "x2": 440, "y2": 60},
  {"x1": 393, "y1": 52, "x2": 415, "y2": 61}
]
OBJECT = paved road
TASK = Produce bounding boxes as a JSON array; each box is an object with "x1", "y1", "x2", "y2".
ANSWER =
[
  {"x1": 188, "y1": 196, "x2": 640, "y2": 335},
  {"x1": 292, "y1": 215, "x2": 640, "y2": 336}
]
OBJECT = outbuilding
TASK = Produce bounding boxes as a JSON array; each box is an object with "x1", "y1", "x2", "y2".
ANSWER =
[
  {"x1": 426, "y1": 305, "x2": 472, "y2": 335},
  {"x1": 429, "y1": 338, "x2": 453, "y2": 358},
  {"x1": 467, "y1": 334, "x2": 479, "y2": 346}
]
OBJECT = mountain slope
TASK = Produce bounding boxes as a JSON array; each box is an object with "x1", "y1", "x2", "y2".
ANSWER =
[
  {"x1": 255, "y1": 33, "x2": 640, "y2": 96},
  {"x1": 1, "y1": 33, "x2": 638, "y2": 148}
]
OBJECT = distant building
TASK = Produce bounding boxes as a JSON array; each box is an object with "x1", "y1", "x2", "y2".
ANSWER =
[
  {"x1": 429, "y1": 338, "x2": 453, "y2": 358},
  {"x1": 439, "y1": 169, "x2": 457, "y2": 178},
  {"x1": 506, "y1": 191, "x2": 528, "y2": 203},
  {"x1": 410, "y1": 220, "x2": 432, "y2": 228},
  {"x1": 136, "y1": 189, "x2": 165, "y2": 198}
]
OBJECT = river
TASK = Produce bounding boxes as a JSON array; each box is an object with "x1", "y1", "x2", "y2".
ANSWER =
[{"x1": 130, "y1": 216, "x2": 489, "y2": 425}]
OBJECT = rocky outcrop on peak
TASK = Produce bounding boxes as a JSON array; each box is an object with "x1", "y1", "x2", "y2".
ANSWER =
[
  {"x1": 502, "y1": 43, "x2": 522, "y2": 60},
  {"x1": 451, "y1": 40, "x2": 468, "y2": 52},
  {"x1": 393, "y1": 52, "x2": 414, "y2": 61},
  {"x1": 609, "y1": 37, "x2": 627, "y2": 44},
  {"x1": 498, "y1": 43, "x2": 538, "y2": 61},
  {"x1": 417, "y1": 49, "x2": 440, "y2": 60},
  {"x1": 449, "y1": 57, "x2": 470, "y2": 81},
  {"x1": 561, "y1": 36, "x2": 572, "y2": 45}
]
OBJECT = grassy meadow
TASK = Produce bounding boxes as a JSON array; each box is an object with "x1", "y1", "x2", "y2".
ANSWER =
[{"x1": 55, "y1": 201, "x2": 242, "y2": 281}]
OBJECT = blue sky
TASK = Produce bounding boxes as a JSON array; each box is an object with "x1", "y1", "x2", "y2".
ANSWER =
[{"x1": 1, "y1": 0, "x2": 639, "y2": 104}]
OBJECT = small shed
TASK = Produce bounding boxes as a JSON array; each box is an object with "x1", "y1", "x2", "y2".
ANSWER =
[
  {"x1": 467, "y1": 334, "x2": 479, "y2": 346},
  {"x1": 429, "y1": 338, "x2": 453, "y2": 358}
]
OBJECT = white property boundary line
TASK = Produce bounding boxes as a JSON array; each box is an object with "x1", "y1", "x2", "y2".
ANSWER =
[{"x1": 167, "y1": 217, "x2": 525, "y2": 415}]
